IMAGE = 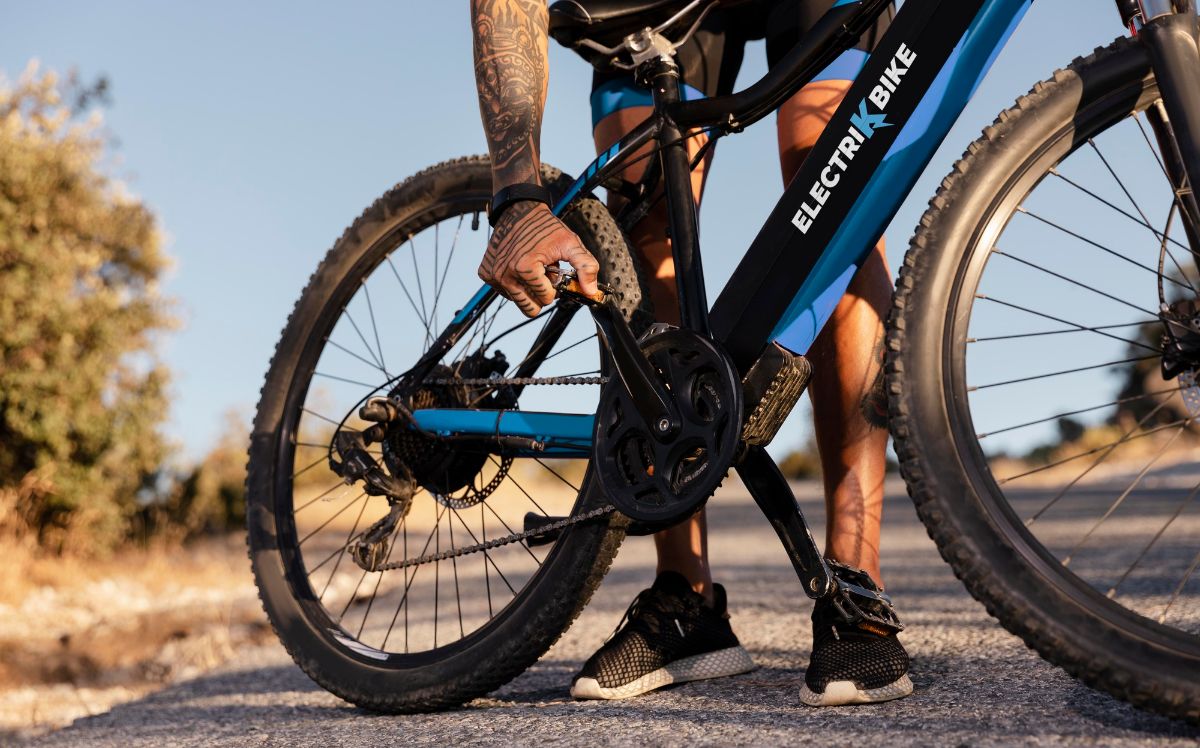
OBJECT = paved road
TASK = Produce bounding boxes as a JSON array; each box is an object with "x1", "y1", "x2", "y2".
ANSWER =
[{"x1": 26, "y1": 480, "x2": 1200, "y2": 747}]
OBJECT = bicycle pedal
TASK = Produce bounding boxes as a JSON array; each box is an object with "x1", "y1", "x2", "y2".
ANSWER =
[
  {"x1": 827, "y1": 559, "x2": 903, "y2": 635},
  {"x1": 741, "y1": 343, "x2": 812, "y2": 447}
]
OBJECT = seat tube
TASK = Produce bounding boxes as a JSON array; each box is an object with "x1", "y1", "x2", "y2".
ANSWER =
[{"x1": 647, "y1": 59, "x2": 712, "y2": 336}]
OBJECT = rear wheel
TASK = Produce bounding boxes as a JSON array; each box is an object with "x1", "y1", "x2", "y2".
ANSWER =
[
  {"x1": 247, "y1": 157, "x2": 651, "y2": 712},
  {"x1": 890, "y1": 38, "x2": 1200, "y2": 721}
]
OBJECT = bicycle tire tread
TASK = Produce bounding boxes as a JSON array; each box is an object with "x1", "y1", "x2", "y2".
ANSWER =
[
  {"x1": 246, "y1": 157, "x2": 647, "y2": 712},
  {"x1": 888, "y1": 36, "x2": 1199, "y2": 722}
]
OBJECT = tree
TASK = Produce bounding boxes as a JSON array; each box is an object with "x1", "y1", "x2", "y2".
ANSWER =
[{"x1": 0, "y1": 64, "x2": 173, "y2": 553}]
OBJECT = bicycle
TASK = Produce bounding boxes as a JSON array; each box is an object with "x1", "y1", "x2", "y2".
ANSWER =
[{"x1": 246, "y1": 0, "x2": 1200, "y2": 721}]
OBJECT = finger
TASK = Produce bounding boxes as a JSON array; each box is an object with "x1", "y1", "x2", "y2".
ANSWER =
[
  {"x1": 515, "y1": 258, "x2": 557, "y2": 307},
  {"x1": 503, "y1": 283, "x2": 541, "y2": 318},
  {"x1": 563, "y1": 243, "x2": 601, "y2": 297}
]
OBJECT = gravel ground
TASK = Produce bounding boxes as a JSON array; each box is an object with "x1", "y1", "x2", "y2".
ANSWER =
[{"x1": 23, "y1": 480, "x2": 1200, "y2": 747}]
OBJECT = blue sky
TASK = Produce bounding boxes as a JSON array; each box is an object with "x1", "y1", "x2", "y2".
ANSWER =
[{"x1": 1, "y1": 2, "x2": 1135, "y2": 460}]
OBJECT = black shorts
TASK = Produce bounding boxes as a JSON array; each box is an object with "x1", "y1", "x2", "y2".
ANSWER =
[{"x1": 589, "y1": 0, "x2": 895, "y2": 128}]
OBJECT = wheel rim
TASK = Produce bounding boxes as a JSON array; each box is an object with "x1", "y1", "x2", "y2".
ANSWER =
[
  {"x1": 269, "y1": 187, "x2": 611, "y2": 664},
  {"x1": 946, "y1": 84, "x2": 1200, "y2": 654}
]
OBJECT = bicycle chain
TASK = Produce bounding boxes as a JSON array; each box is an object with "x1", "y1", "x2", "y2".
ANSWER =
[
  {"x1": 372, "y1": 504, "x2": 617, "y2": 571},
  {"x1": 426, "y1": 375, "x2": 608, "y2": 386},
  {"x1": 355, "y1": 372, "x2": 613, "y2": 570}
]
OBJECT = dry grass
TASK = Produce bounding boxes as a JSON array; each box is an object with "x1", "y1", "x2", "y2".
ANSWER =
[{"x1": 0, "y1": 533, "x2": 270, "y2": 739}]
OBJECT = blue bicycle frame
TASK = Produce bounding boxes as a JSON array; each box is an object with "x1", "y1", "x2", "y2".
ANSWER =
[{"x1": 413, "y1": 0, "x2": 1034, "y2": 451}]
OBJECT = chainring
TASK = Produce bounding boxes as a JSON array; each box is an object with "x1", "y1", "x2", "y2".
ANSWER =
[{"x1": 593, "y1": 327, "x2": 743, "y2": 526}]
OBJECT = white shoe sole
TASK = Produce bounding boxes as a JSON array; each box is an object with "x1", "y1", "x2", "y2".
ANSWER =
[
  {"x1": 570, "y1": 645, "x2": 755, "y2": 700},
  {"x1": 799, "y1": 674, "x2": 914, "y2": 706}
]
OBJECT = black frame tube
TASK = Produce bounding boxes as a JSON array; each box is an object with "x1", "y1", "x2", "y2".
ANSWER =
[{"x1": 648, "y1": 60, "x2": 712, "y2": 335}]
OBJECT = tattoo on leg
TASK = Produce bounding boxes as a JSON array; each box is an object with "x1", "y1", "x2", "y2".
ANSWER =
[{"x1": 859, "y1": 331, "x2": 888, "y2": 429}]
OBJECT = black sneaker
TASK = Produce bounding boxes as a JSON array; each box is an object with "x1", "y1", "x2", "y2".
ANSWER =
[
  {"x1": 799, "y1": 584, "x2": 913, "y2": 706},
  {"x1": 570, "y1": 572, "x2": 755, "y2": 699}
]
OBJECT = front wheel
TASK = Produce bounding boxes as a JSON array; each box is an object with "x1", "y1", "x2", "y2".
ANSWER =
[
  {"x1": 890, "y1": 38, "x2": 1200, "y2": 721},
  {"x1": 246, "y1": 157, "x2": 651, "y2": 712}
]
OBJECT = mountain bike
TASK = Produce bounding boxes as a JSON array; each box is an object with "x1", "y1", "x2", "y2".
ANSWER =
[{"x1": 246, "y1": 0, "x2": 1200, "y2": 721}]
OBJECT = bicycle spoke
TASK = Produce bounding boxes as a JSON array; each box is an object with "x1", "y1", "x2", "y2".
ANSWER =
[
  {"x1": 294, "y1": 480, "x2": 354, "y2": 515},
  {"x1": 355, "y1": 530, "x2": 400, "y2": 640},
  {"x1": 344, "y1": 310, "x2": 387, "y2": 373},
  {"x1": 537, "y1": 333, "x2": 598, "y2": 364},
  {"x1": 1008, "y1": 403, "x2": 1176, "y2": 497},
  {"x1": 1107, "y1": 478, "x2": 1200, "y2": 598},
  {"x1": 315, "y1": 497, "x2": 371, "y2": 600},
  {"x1": 1061, "y1": 420, "x2": 1190, "y2": 565},
  {"x1": 292, "y1": 454, "x2": 329, "y2": 481},
  {"x1": 382, "y1": 505, "x2": 446, "y2": 650},
  {"x1": 1132, "y1": 110, "x2": 1173, "y2": 186},
  {"x1": 409, "y1": 239, "x2": 430, "y2": 343},
  {"x1": 302, "y1": 407, "x2": 358, "y2": 430},
  {"x1": 480, "y1": 498, "x2": 542, "y2": 566},
  {"x1": 990, "y1": 249, "x2": 1158, "y2": 317},
  {"x1": 482, "y1": 502, "x2": 493, "y2": 618},
  {"x1": 448, "y1": 507, "x2": 466, "y2": 639},
  {"x1": 493, "y1": 456, "x2": 551, "y2": 516},
  {"x1": 1017, "y1": 201, "x2": 1195, "y2": 292},
  {"x1": 1160, "y1": 548, "x2": 1200, "y2": 624},
  {"x1": 974, "y1": 294, "x2": 1160, "y2": 353},
  {"x1": 387, "y1": 255, "x2": 434, "y2": 350},
  {"x1": 300, "y1": 492, "x2": 367, "y2": 546},
  {"x1": 433, "y1": 514, "x2": 440, "y2": 649},
  {"x1": 970, "y1": 354, "x2": 1159, "y2": 392},
  {"x1": 1002, "y1": 401, "x2": 1173, "y2": 488},
  {"x1": 1089, "y1": 138, "x2": 1198, "y2": 287},
  {"x1": 533, "y1": 457, "x2": 581, "y2": 492},
  {"x1": 362, "y1": 281, "x2": 389, "y2": 375},
  {"x1": 977, "y1": 388, "x2": 1178, "y2": 440},
  {"x1": 969, "y1": 321, "x2": 1156, "y2": 344},
  {"x1": 338, "y1": 567, "x2": 371, "y2": 622},
  {"x1": 313, "y1": 371, "x2": 380, "y2": 390}
]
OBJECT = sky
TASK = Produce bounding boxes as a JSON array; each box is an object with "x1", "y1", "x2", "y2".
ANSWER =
[{"x1": 0, "y1": 2, "x2": 1146, "y2": 461}]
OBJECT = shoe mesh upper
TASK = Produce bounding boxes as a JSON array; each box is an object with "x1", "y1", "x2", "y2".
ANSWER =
[
  {"x1": 805, "y1": 593, "x2": 910, "y2": 693},
  {"x1": 576, "y1": 572, "x2": 740, "y2": 689}
]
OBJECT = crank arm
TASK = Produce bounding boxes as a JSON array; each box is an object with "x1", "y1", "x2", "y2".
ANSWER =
[
  {"x1": 737, "y1": 445, "x2": 834, "y2": 598},
  {"x1": 554, "y1": 270, "x2": 681, "y2": 435}
]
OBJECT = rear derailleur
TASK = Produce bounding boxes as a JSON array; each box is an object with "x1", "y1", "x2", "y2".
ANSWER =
[{"x1": 329, "y1": 349, "x2": 516, "y2": 571}]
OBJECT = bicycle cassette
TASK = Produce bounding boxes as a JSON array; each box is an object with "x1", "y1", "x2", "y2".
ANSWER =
[{"x1": 593, "y1": 326, "x2": 743, "y2": 526}]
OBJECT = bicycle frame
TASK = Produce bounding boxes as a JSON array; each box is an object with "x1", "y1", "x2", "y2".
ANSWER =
[{"x1": 409, "y1": 0, "x2": 1200, "y2": 451}]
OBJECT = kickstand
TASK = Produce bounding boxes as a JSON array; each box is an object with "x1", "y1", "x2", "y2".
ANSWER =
[{"x1": 737, "y1": 445, "x2": 833, "y2": 599}]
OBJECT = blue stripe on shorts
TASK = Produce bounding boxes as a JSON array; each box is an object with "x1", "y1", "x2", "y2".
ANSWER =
[{"x1": 589, "y1": 48, "x2": 871, "y2": 128}]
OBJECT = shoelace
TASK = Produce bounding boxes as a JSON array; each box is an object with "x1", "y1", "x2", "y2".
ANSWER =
[{"x1": 603, "y1": 588, "x2": 697, "y2": 645}]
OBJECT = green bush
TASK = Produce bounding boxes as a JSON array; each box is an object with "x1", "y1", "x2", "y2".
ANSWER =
[{"x1": 0, "y1": 65, "x2": 174, "y2": 554}]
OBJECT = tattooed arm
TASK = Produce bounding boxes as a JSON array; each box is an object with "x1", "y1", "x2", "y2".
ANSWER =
[{"x1": 471, "y1": 0, "x2": 600, "y2": 316}]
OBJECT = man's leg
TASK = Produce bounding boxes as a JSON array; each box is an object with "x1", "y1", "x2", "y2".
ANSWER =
[
  {"x1": 777, "y1": 80, "x2": 910, "y2": 708},
  {"x1": 777, "y1": 80, "x2": 890, "y2": 584},
  {"x1": 571, "y1": 107, "x2": 756, "y2": 701},
  {"x1": 593, "y1": 107, "x2": 718, "y2": 604}
]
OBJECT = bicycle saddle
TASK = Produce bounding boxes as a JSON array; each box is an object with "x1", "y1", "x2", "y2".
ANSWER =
[{"x1": 549, "y1": 0, "x2": 704, "y2": 65}]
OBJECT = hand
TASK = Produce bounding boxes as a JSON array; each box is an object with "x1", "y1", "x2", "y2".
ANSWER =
[{"x1": 478, "y1": 201, "x2": 600, "y2": 317}]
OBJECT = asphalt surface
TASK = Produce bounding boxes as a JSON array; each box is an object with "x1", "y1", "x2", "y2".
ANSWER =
[{"x1": 26, "y1": 479, "x2": 1200, "y2": 747}]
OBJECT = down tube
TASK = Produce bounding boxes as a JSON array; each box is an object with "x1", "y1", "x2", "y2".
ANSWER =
[{"x1": 771, "y1": 0, "x2": 1031, "y2": 355}]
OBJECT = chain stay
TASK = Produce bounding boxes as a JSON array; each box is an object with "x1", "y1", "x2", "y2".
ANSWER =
[
  {"x1": 371, "y1": 504, "x2": 616, "y2": 572},
  {"x1": 427, "y1": 375, "x2": 607, "y2": 386}
]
